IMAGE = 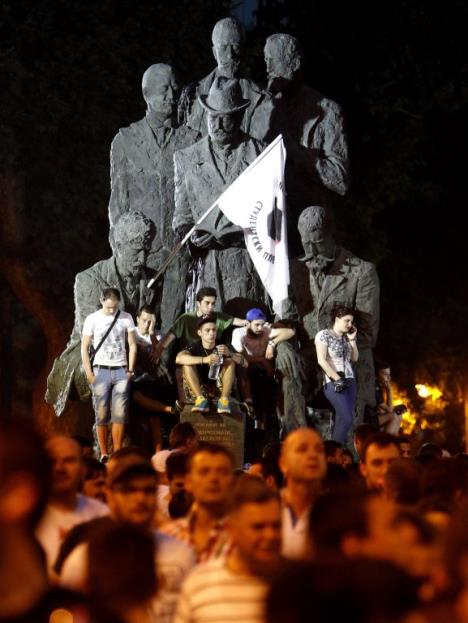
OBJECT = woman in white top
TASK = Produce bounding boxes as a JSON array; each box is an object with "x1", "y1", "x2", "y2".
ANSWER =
[{"x1": 314, "y1": 305, "x2": 359, "y2": 445}]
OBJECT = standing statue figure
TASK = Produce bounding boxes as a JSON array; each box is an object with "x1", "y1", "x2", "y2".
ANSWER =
[
  {"x1": 253, "y1": 34, "x2": 350, "y2": 254},
  {"x1": 172, "y1": 77, "x2": 266, "y2": 309},
  {"x1": 46, "y1": 211, "x2": 160, "y2": 417},
  {"x1": 108, "y1": 63, "x2": 199, "y2": 331},
  {"x1": 180, "y1": 17, "x2": 265, "y2": 140},
  {"x1": 284, "y1": 206, "x2": 379, "y2": 423}
]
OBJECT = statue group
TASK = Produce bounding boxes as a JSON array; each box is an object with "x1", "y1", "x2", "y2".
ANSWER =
[{"x1": 46, "y1": 17, "x2": 379, "y2": 438}]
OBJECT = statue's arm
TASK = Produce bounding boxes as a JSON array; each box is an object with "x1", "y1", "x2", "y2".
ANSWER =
[
  {"x1": 172, "y1": 151, "x2": 195, "y2": 236},
  {"x1": 72, "y1": 270, "x2": 101, "y2": 338},
  {"x1": 294, "y1": 100, "x2": 349, "y2": 197},
  {"x1": 355, "y1": 263, "x2": 380, "y2": 348},
  {"x1": 109, "y1": 134, "x2": 130, "y2": 227}
]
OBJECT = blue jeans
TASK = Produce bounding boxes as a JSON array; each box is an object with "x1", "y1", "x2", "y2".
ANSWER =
[
  {"x1": 324, "y1": 378, "x2": 357, "y2": 444},
  {"x1": 90, "y1": 366, "x2": 130, "y2": 425}
]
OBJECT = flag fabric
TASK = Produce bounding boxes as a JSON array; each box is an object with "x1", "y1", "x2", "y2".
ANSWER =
[{"x1": 213, "y1": 134, "x2": 289, "y2": 316}]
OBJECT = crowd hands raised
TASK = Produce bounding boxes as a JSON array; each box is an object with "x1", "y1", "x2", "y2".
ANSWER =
[{"x1": 3, "y1": 415, "x2": 468, "y2": 623}]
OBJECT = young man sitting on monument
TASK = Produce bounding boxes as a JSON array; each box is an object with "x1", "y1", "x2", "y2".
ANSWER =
[
  {"x1": 231, "y1": 307, "x2": 295, "y2": 422},
  {"x1": 154, "y1": 286, "x2": 247, "y2": 359},
  {"x1": 175, "y1": 314, "x2": 246, "y2": 415}
]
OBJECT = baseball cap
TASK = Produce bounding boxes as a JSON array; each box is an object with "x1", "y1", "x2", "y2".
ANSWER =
[
  {"x1": 246, "y1": 308, "x2": 267, "y2": 322},
  {"x1": 108, "y1": 461, "x2": 156, "y2": 487}
]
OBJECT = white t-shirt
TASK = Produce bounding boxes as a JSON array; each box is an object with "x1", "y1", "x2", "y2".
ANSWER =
[
  {"x1": 82, "y1": 309, "x2": 135, "y2": 366},
  {"x1": 231, "y1": 325, "x2": 271, "y2": 358},
  {"x1": 136, "y1": 328, "x2": 162, "y2": 346},
  {"x1": 314, "y1": 329, "x2": 354, "y2": 382},
  {"x1": 35, "y1": 494, "x2": 109, "y2": 575},
  {"x1": 174, "y1": 557, "x2": 268, "y2": 623},
  {"x1": 60, "y1": 530, "x2": 195, "y2": 623}
]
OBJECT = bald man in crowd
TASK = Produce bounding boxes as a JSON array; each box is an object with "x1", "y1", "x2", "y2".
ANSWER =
[
  {"x1": 279, "y1": 427, "x2": 327, "y2": 559},
  {"x1": 35, "y1": 436, "x2": 108, "y2": 575}
]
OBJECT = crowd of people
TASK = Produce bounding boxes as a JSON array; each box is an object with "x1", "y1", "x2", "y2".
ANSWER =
[
  {"x1": 4, "y1": 285, "x2": 468, "y2": 623},
  {"x1": 2, "y1": 418, "x2": 468, "y2": 623}
]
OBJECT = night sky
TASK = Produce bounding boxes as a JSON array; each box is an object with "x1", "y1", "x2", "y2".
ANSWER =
[{"x1": 1, "y1": 0, "x2": 467, "y2": 419}]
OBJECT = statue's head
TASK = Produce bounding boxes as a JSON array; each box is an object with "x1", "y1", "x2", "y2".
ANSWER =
[
  {"x1": 200, "y1": 77, "x2": 249, "y2": 146},
  {"x1": 114, "y1": 211, "x2": 156, "y2": 278},
  {"x1": 264, "y1": 34, "x2": 302, "y2": 93},
  {"x1": 142, "y1": 63, "x2": 179, "y2": 119},
  {"x1": 211, "y1": 17, "x2": 245, "y2": 79},
  {"x1": 298, "y1": 206, "x2": 336, "y2": 260}
]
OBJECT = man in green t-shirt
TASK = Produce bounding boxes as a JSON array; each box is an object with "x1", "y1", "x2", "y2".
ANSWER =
[{"x1": 154, "y1": 286, "x2": 247, "y2": 360}]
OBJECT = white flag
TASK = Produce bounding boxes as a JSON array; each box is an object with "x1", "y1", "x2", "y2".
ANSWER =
[{"x1": 213, "y1": 135, "x2": 289, "y2": 316}]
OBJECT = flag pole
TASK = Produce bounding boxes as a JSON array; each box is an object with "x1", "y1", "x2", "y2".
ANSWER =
[{"x1": 146, "y1": 134, "x2": 284, "y2": 290}]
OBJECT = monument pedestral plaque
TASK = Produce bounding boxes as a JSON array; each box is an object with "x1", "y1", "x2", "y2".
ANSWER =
[{"x1": 180, "y1": 400, "x2": 246, "y2": 468}]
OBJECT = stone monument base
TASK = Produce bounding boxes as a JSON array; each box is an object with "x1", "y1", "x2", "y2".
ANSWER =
[{"x1": 180, "y1": 399, "x2": 246, "y2": 468}]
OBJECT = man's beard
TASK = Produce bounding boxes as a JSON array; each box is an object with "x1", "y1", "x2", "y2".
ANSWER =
[
  {"x1": 307, "y1": 254, "x2": 335, "y2": 274},
  {"x1": 247, "y1": 328, "x2": 263, "y2": 339}
]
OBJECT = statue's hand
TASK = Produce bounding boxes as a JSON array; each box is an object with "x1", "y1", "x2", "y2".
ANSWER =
[
  {"x1": 190, "y1": 231, "x2": 214, "y2": 249},
  {"x1": 174, "y1": 224, "x2": 192, "y2": 241}
]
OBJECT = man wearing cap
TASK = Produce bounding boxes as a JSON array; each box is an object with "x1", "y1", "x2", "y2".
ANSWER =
[
  {"x1": 231, "y1": 308, "x2": 295, "y2": 418},
  {"x1": 57, "y1": 456, "x2": 195, "y2": 623},
  {"x1": 175, "y1": 314, "x2": 246, "y2": 415},
  {"x1": 172, "y1": 77, "x2": 266, "y2": 309}
]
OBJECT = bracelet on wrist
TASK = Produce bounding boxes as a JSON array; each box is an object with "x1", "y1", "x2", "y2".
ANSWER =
[{"x1": 268, "y1": 340, "x2": 276, "y2": 348}]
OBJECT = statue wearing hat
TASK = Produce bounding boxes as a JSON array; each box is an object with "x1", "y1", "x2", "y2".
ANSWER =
[
  {"x1": 283, "y1": 205, "x2": 380, "y2": 423},
  {"x1": 172, "y1": 77, "x2": 267, "y2": 309},
  {"x1": 179, "y1": 17, "x2": 266, "y2": 139}
]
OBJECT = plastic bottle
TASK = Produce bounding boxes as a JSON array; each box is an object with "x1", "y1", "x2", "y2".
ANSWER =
[{"x1": 208, "y1": 348, "x2": 223, "y2": 380}]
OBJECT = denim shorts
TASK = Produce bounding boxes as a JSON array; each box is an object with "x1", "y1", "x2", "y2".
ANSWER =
[{"x1": 90, "y1": 366, "x2": 130, "y2": 425}]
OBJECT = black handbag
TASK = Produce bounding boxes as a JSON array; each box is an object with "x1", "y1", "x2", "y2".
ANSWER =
[{"x1": 88, "y1": 310, "x2": 121, "y2": 365}]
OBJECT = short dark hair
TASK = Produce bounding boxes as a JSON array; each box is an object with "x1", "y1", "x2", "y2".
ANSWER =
[
  {"x1": 354, "y1": 423, "x2": 379, "y2": 444},
  {"x1": 166, "y1": 451, "x2": 189, "y2": 481},
  {"x1": 196, "y1": 287, "x2": 217, "y2": 302},
  {"x1": 187, "y1": 442, "x2": 234, "y2": 471},
  {"x1": 197, "y1": 314, "x2": 217, "y2": 330},
  {"x1": 83, "y1": 456, "x2": 106, "y2": 480},
  {"x1": 101, "y1": 287, "x2": 121, "y2": 301},
  {"x1": 137, "y1": 304, "x2": 154, "y2": 317},
  {"x1": 229, "y1": 474, "x2": 279, "y2": 512},
  {"x1": 324, "y1": 440, "x2": 343, "y2": 458},
  {"x1": 257, "y1": 457, "x2": 283, "y2": 489},
  {"x1": 169, "y1": 422, "x2": 197, "y2": 450},
  {"x1": 330, "y1": 304, "x2": 354, "y2": 324},
  {"x1": 361, "y1": 432, "x2": 400, "y2": 463},
  {"x1": 88, "y1": 523, "x2": 157, "y2": 613}
]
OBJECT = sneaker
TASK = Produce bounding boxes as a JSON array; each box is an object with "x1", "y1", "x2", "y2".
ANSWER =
[
  {"x1": 217, "y1": 397, "x2": 232, "y2": 415},
  {"x1": 192, "y1": 396, "x2": 210, "y2": 413},
  {"x1": 100, "y1": 454, "x2": 109, "y2": 464},
  {"x1": 171, "y1": 400, "x2": 184, "y2": 415}
]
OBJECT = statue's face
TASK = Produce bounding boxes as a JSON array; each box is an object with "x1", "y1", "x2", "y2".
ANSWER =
[
  {"x1": 117, "y1": 240, "x2": 148, "y2": 278},
  {"x1": 212, "y1": 29, "x2": 243, "y2": 78},
  {"x1": 207, "y1": 112, "x2": 237, "y2": 146},
  {"x1": 300, "y1": 229, "x2": 335, "y2": 260},
  {"x1": 146, "y1": 70, "x2": 179, "y2": 117},
  {"x1": 265, "y1": 41, "x2": 295, "y2": 83}
]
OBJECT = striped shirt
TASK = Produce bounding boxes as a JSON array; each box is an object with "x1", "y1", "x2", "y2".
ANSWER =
[
  {"x1": 160, "y1": 510, "x2": 232, "y2": 563},
  {"x1": 174, "y1": 557, "x2": 268, "y2": 623}
]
